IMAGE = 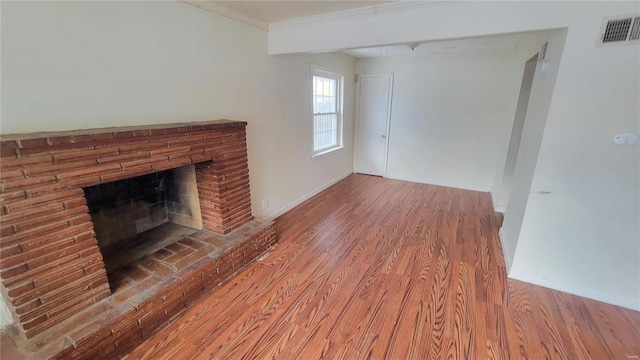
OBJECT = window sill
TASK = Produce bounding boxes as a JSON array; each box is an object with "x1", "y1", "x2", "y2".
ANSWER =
[{"x1": 312, "y1": 146, "x2": 344, "y2": 160}]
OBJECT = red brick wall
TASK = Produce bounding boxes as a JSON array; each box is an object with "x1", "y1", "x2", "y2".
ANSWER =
[
  {"x1": 0, "y1": 120, "x2": 253, "y2": 338},
  {"x1": 195, "y1": 160, "x2": 252, "y2": 234}
]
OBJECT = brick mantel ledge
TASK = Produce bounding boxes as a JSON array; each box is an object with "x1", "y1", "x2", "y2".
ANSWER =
[{"x1": 0, "y1": 119, "x2": 246, "y2": 143}]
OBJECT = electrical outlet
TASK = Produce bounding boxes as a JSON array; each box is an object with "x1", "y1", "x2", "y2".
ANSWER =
[
  {"x1": 423, "y1": 167, "x2": 428, "y2": 173},
  {"x1": 261, "y1": 200, "x2": 269, "y2": 210}
]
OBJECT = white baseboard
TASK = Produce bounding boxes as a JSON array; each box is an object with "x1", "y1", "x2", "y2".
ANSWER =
[
  {"x1": 498, "y1": 228, "x2": 513, "y2": 270},
  {"x1": 383, "y1": 174, "x2": 490, "y2": 193},
  {"x1": 265, "y1": 171, "x2": 353, "y2": 220},
  {"x1": 490, "y1": 187, "x2": 499, "y2": 204},
  {"x1": 490, "y1": 187, "x2": 507, "y2": 213},
  {"x1": 508, "y1": 271, "x2": 640, "y2": 312}
]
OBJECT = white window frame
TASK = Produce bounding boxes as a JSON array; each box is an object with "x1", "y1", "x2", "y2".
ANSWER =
[{"x1": 311, "y1": 65, "x2": 344, "y2": 158}]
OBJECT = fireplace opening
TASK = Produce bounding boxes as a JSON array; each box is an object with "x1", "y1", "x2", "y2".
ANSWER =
[{"x1": 83, "y1": 165, "x2": 203, "y2": 281}]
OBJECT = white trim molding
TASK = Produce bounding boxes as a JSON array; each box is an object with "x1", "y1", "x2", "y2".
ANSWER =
[
  {"x1": 265, "y1": 171, "x2": 353, "y2": 220},
  {"x1": 180, "y1": 0, "x2": 269, "y2": 31},
  {"x1": 383, "y1": 174, "x2": 491, "y2": 193},
  {"x1": 498, "y1": 228, "x2": 513, "y2": 270},
  {"x1": 269, "y1": 1, "x2": 460, "y2": 31},
  {"x1": 508, "y1": 271, "x2": 640, "y2": 312}
]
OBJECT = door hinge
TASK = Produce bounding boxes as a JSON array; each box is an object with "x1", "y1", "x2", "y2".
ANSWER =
[{"x1": 355, "y1": 74, "x2": 360, "y2": 83}]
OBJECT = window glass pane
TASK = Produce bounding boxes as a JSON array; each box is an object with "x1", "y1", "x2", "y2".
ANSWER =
[
  {"x1": 326, "y1": 78, "x2": 336, "y2": 112},
  {"x1": 312, "y1": 69, "x2": 341, "y2": 155},
  {"x1": 313, "y1": 113, "x2": 338, "y2": 151},
  {"x1": 328, "y1": 95, "x2": 336, "y2": 113},
  {"x1": 322, "y1": 78, "x2": 328, "y2": 113},
  {"x1": 312, "y1": 75, "x2": 338, "y2": 115}
]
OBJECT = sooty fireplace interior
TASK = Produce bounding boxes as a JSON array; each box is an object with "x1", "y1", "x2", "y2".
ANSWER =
[{"x1": 83, "y1": 165, "x2": 202, "y2": 278}]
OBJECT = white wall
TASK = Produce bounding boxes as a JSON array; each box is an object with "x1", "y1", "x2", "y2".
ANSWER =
[
  {"x1": 356, "y1": 53, "x2": 522, "y2": 192},
  {"x1": 251, "y1": 52, "x2": 355, "y2": 219},
  {"x1": 510, "y1": 23, "x2": 640, "y2": 309},
  {"x1": 269, "y1": 1, "x2": 640, "y2": 310},
  {"x1": 493, "y1": 58, "x2": 537, "y2": 211},
  {"x1": 500, "y1": 29, "x2": 567, "y2": 273},
  {"x1": 0, "y1": 1, "x2": 355, "y2": 327}
]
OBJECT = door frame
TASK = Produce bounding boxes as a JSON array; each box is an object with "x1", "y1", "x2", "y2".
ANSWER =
[{"x1": 353, "y1": 73, "x2": 394, "y2": 177}]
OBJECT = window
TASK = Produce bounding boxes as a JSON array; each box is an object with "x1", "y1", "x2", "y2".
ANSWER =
[{"x1": 312, "y1": 66, "x2": 343, "y2": 157}]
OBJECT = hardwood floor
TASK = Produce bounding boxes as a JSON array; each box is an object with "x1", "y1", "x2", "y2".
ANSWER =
[{"x1": 124, "y1": 174, "x2": 640, "y2": 359}]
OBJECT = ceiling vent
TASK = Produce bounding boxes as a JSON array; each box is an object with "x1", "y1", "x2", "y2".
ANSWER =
[{"x1": 598, "y1": 14, "x2": 640, "y2": 46}]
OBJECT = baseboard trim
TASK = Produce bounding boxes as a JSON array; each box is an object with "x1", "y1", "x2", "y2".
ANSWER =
[
  {"x1": 490, "y1": 189, "x2": 507, "y2": 213},
  {"x1": 383, "y1": 174, "x2": 489, "y2": 193},
  {"x1": 498, "y1": 228, "x2": 513, "y2": 270},
  {"x1": 265, "y1": 171, "x2": 353, "y2": 220},
  {"x1": 508, "y1": 271, "x2": 640, "y2": 312}
]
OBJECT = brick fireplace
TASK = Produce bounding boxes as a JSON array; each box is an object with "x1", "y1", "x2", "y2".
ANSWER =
[
  {"x1": 83, "y1": 166, "x2": 203, "y2": 248},
  {"x1": 83, "y1": 165, "x2": 205, "y2": 276},
  {"x1": 0, "y1": 120, "x2": 276, "y2": 356}
]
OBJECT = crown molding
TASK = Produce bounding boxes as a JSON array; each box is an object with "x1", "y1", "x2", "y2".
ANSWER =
[
  {"x1": 180, "y1": 0, "x2": 269, "y2": 31},
  {"x1": 268, "y1": 1, "x2": 461, "y2": 31},
  {"x1": 181, "y1": 1, "x2": 460, "y2": 34}
]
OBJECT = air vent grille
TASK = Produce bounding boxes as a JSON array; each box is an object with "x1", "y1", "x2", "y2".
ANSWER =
[
  {"x1": 629, "y1": 16, "x2": 640, "y2": 40},
  {"x1": 603, "y1": 18, "x2": 632, "y2": 42},
  {"x1": 598, "y1": 14, "x2": 640, "y2": 46}
]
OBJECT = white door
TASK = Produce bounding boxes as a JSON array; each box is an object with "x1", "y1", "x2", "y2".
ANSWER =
[{"x1": 355, "y1": 74, "x2": 393, "y2": 176}]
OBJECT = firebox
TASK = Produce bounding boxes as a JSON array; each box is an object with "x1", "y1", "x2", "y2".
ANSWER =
[{"x1": 83, "y1": 165, "x2": 202, "y2": 278}]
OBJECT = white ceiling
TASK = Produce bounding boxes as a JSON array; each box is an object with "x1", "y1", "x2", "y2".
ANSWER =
[
  {"x1": 183, "y1": 1, "x2": 394, "y2": 30},
  {"x1": 215, "y1": 1, "x2": 392, "y2": 23},
  {"x1": 182, "y1": 1, "x2": 550, "y2": 59}
]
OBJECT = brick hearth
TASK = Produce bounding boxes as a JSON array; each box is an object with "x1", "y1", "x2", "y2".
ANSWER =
[
  {"x1": 0, "y1": 120, "x2": 264, "y2": 344},
  {"x1": 4, "y1": 220, "x2": 276, "y2": 359}
]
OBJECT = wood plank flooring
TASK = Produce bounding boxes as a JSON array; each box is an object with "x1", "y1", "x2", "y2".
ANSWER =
[{"x1": 124, "y1": 174, "x2": 640, "y2": 359}]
